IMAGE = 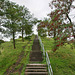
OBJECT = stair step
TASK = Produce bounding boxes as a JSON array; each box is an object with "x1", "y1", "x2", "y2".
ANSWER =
[
  {"x1": 25, "y1": 69, "x2": 47, "y2": 72},
  {"x1": 29, "y1": 60, "x2": 43, "y2": 62},
  {"x1": 25, "y1": 72, "x2": 48, "y2": 75},
  {"x1": 27, "y1": 64, "x2": 47, "y2": 67},
  {"x1": 32, "y1": 50, "x2": 43, "y2": 53},
  {"x1": 30, "y1": 60, "x2": 41, "y2": 63},
  {"x1": 30, "y1": 52, "x2": 43, "y2": 57},
  {"x1": 26, "y1": 67, "x2": 47, "y2": 69},
  {"x1": 29, "y1": 51, "x2": 43, "y2": 62},
  {"x1": 30, "y1": 51, "x2": 43, "y2": 53}
]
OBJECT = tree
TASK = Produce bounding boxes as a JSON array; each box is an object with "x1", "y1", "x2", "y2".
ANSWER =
[
  {"x1": 25, "y1": 24, "x2": 33, "y2": 36},
  {"x1": 18, "y1": 6, "x2": 33, "y2": 41},
  {"x1": 47, "y1": 0, "x2": 75, "y2": 51},
  {"x1": 0, "y1": 0, "x2": 10, "y2": 40},
  {"x1": 37, "y1": 18, "x2": 48, "y2": 37},
  {"x1": 2, "y1": 1, "x2": 20, "y2": 49},
  {"x1": 38, "y1": 27, "x2": 47, "y2": 37},
  {"x1": 49, "y1": 0, "x2": 75, "y2": 39},
  {"x1": 38, "y1": 0, "x2": 75, "y2": 52}
]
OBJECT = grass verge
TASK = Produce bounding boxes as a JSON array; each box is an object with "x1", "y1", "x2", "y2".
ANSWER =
[
  {"x1": 41, "y1": 37, "x2": 75, "y2": 75},
  {"x1": 0, "y1": 35, "x2": 34, "y2": 75}
]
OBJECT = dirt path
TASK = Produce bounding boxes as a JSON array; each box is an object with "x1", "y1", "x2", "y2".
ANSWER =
[{"x1": 4, "y1": 41, "x2": 30, "y2": 75}]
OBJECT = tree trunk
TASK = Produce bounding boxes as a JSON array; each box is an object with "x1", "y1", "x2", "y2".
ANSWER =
[
  {"x1": 54, "y1": 28, "x2": 56, "y2": 40},
  {"x1": 13, "y1": 31, "x2": 16, "y2": 49},
  {"x1": 22, "y1": 27, "x2": 24, "y2": 42},
  {"x1": 66, "y1": 13, "x2": 75, "y2": 39},
  {"x1": 53, "y1": 28, "x2": 57, "y2": 52}
]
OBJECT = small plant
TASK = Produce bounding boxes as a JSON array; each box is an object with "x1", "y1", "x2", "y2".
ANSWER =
[
  {"x1": 0, "y1": 51, "x2": 1, "y2": 55},
  {"x1": 19, "y1": 36, "x2": 22, "y2": 38},
  {"x1": 25, "y1": 36, "x2": 31, "y2": 40},
  {"x1": 0, "y1": 40, "x2": 5, "y2": 45}
]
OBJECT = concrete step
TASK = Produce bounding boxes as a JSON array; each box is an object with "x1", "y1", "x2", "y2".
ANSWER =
[
  {"x1": 25, "y1": 72, "x2": 48, "y2": 75},
  {"x1": 25, "y1": 64, "x2": 48, "y2": 75},
  {"x1": 29, "y1": 58, "x2": 43, "y2": 62},
  {"x1": 26, "y1": 67, "x2": 47, "y2": 69},
  {"x1": 29, "y1": 60, "x2": 42, "y2": 63},
  {"x1": 29, "y1": 51, "x2": 43, "y2": 62},
  {"x1": 30, "y1": 51, "x2": 43, "y2": 56},
  {"x1": 25, "y1": 69, "x2": 47, "y2": 72},
  {"x1": 32, "y1": 45, "x2": 41, "y2": 50},
  {"x1": 27, "y1": 64, "x2": 47, "y2": 67}
]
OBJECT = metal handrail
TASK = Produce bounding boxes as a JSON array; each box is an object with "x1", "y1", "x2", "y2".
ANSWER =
[
  {"x1": 46, "y1": 52, "x2": 53, "y2": 75},
  {"x1": 38, "y1": 36, "x2": 53, "y2": 75},
  {"x1": 38, "y1": 36, "x2": 45, "y2": 57}
]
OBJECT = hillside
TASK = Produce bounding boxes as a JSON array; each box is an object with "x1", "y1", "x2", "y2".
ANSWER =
[
  {"x1": 0, "y1": 35, "x2": 75, "y2": 75},
  {"x1": 41, "y1": 37, "x2": 75, "y2": 75},
  {"x1": 0, "y1": 36, "x2": 34, "y2": 75}
]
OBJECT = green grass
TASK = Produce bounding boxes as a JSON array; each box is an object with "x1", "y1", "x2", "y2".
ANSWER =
[
  {"x1": 20, "y1": 40, "x2": 34, "y2": 75},
  {"x1": 41, "y1": 37, "x2": 75, "y2": 75},
  {"x1": 0, "y1": 35, "x2": 35, "y2": 75},
  {"x1": 41, "y1": 37, "x2": 54, "y2": 51}
]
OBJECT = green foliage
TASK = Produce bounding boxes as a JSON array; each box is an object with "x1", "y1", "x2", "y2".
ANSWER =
[
  {"x1": 19, "y1": 36, "x2": 22, "y2": 38},
  {"x1": 41, "y1": 37, "x2": 54, "y2": 51},
  {"x1": 0, "y1": 0, "x2": 34, "y2": 47},
  {"x1": 41, "y1": 37, "x2": 75, "y2": 75},
  {"x1": 25, "y1": 36, "x2": 32, "y2": 40},
  {"x1": 38, "y1": 28, "x2": 47, "y2": 37},
  {"x1": 25, "y1": 24, "x2": 33, "y2": 36},
  {"x1": 0, "y1": 36, "x2": 34, "y2": 75},
  {"x1": 0, "y1": 40, "x2": 5, "y2": 45}
]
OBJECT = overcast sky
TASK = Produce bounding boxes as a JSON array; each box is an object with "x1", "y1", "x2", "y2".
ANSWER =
[
  {"x1": 9, "y1": 0, "x2": 75, "y2": 21},
  {"x1": 1, "y1": 0, "x2": 75, "y2": 41},
  {"x1": 9, "y1": 0, "x2": 51, "y2": 20}
]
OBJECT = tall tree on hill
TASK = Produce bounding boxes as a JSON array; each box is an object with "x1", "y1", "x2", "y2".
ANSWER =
[
  {"x1": 38, "y1": 0, "x2": 75, "y2": 51},
  {"x1": 0, "y1": 0, "x2": 6, "y2": 36},
  {"x1": 25, "y1": 22, "x2": 33, "y2": 36},
  {"x1": 49, "y1": 0, "x2": 75, "y2": 39},
  {"x1": 18, "y1": 6, "x2": 33, "y2": 41},
  {"x1": 2, "y1": 1, "x2": 20, "y2": 49},
  {"x1": 43, "y1": 0, "x2": 75, "y2": 51}
]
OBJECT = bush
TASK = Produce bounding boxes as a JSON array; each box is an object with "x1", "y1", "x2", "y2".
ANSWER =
[
  {"x1": 25, "y1": 36, "x2": 31, "y2": 40},
  {"x1": 73, "y1": 40, "x2": 75, "y2": 48},
  {"x1": 0, "y1": 40, "x2": 5, "y2": 45},
  {"x1": 19, "y1": 36, "x2": 22, "y2": 38},
  {"x1": 0, "y1": 51, "x2": 1, "y2": 55}
]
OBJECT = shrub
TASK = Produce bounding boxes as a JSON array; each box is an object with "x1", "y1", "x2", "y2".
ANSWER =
[
  {"x1": 0, "y1": 40, "x2": 5, "y2": 45},
  {"x1": 0, "y1": 51, "x2": 1, "y2": 55},
  {"x1": 19, "y1": 36, "x2": 22, "y2": 38},
  {"x1": 25, "y1": 36, "x2": 31, "y2": 40}
]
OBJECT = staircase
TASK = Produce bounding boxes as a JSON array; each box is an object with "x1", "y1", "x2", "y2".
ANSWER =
[
  {"x1": 25, "y1": 36, "x2": 48, "y2": 75},
  {"x1": 25, "y1": 64, "x2": 48, "y2": 75},
  {"x1": 29, "y1": 35, "x2": 43, "y2": 62}
]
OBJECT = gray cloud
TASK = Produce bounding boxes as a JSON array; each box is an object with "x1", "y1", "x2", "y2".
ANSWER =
[
  {"x1": 9, "y1": 0, "x2": 51, "y2": 19},
  {"x1": 9, "y1": 0, "x2": 75, "y2": 22}
]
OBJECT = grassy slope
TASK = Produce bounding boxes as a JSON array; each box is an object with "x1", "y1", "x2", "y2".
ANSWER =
[
  {"x1": 41, "y1": 37, "x2": 75, "y2": 75},
  {"x1": 0, "y1": 36, "x2": 34, "y2": 75}
]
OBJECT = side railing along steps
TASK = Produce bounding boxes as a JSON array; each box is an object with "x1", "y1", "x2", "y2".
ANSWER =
[
  {"x1": 25, "y1": 64, "x2": 48, "y2": 75},
  {"x1": 39, "y1": 36, "x2": 53, "y2": 75}
]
